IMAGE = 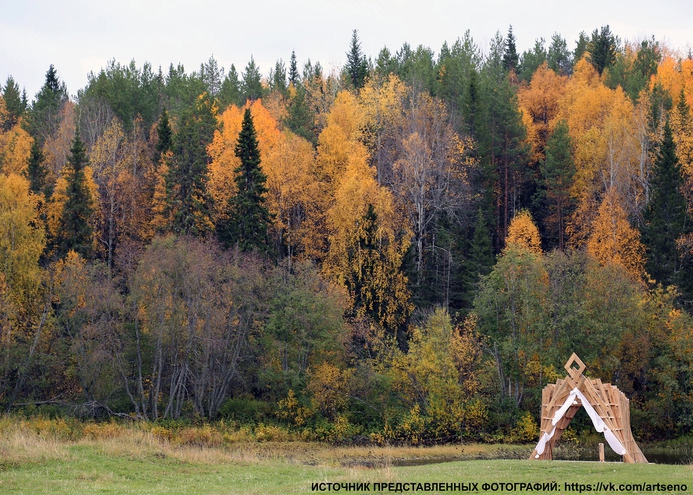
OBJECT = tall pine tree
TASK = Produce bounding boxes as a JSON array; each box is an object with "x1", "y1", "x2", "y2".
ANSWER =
[
  {"x1": 56, "y1": 129, "x2": 94, "y2": 259},
  {"x1": 537, "y1": 120, "x2": 576, "y2": 250},
  {"x1": 641, "y1": 119, "x2": 693, "y2": 303},
  {"x1": 219, "y1": 108, "x2": 272, "y2": 253}
]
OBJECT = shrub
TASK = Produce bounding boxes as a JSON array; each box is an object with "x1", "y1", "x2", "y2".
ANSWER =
[
  {"x1": 174, "y1": 425, "x2": 224, "y2": 447},
  {"x1": 313, "y1": 415, "x2": 361, "y2": 444},
  {"x1": 218, "y1": 397, "x2": 273, "y2": 424},
  {"x1": 509, "y1": 411, "x2": 539, "y2": 443}
]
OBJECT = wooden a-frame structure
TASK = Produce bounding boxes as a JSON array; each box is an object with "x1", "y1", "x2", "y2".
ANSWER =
[{"x1": 529, "y1": 353, "x2": 647, "y2": 463}]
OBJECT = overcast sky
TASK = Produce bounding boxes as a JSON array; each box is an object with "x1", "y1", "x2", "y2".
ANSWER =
[{"x1": 1, "y1": 0, "x2": 692, "y2": 99}]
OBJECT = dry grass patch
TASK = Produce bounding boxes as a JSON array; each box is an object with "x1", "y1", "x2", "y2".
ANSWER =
[
  {"x1": 0, "y1": 421, "x2": 72, "y2": 468},
  {"x1": 0, "y1": 415, "x2": 531, "y2": 470}
]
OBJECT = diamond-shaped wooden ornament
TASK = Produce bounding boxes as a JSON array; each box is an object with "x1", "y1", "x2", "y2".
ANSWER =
[{"x1": 564, "y1": 353, "x2": 586, "y2": 380}]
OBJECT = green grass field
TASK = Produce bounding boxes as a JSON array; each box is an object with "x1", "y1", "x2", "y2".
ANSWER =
[{"x1": 1, "y1": 417, "x2": 690, "y2": 494}]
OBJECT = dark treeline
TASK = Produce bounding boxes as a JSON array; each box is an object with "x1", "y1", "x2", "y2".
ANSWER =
[{"x1": 1, "y1": 26, "x2": 692, "y2": 443}]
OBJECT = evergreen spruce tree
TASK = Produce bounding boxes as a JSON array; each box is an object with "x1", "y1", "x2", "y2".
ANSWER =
[
  {"x1": 346, "y1": 29, "x2": 369, "y2": 89},
  {"x1": 220, "y1": 108, "x2": 272, "y2": 252},
  {"x1": 219, "y1": 64, "x2": 241, "y2": 108},
  {"x1": 462, "y1": 68, "x2": 484, "y2": 139},
  {"x1": 459, "y1": 207, "x2": 494, "y2": 311},
  {"x1": 165, "y1": 93, "x2": 216, "y2": 236},
  {"x1": 537, "y1": 120, "x2": 576, "y2": 250},
  {"x1": 270, "y1": 59, "x2": 288, "y2": 96},
  {"x1": 25, "y1": 140, "x2": 48, "y2": 197},
  {"x1": 641, "y1": 120, "x2": 693, "y2": 303},
  {"x1": 289, "y1": 51, "x2": 299, "y2": 86},
  {"x1": 502, "y1": 26, "x2": 519, "y2": 73},
  {"x1": 344, "y1": 204, "x2": 411, "y2": 343},
  {"x1": 587, "y1": 25, "x2": 617, "y2": 76},
  {"x1": 674, "y1": 88, "x2": 691, "y2": 134},
  {"x1": 154, "y1": 108, "x2": 173, "y2": 162},
  {"x1": 56, "y1": 129, "x2": 94, "y2": 259},
  {"x1": 547, "y1": 33, "x2": 572, "y2": 76},
  {"x1": 481, "y1": 71, "x2": 529, "y2": 249},
  {"x1": 200, "y1": 55, "x2": 224, "y2": 98},
  {"x1": 241, "y1": 57, "x2": 263, "y2": 102},
  {"x1": 574, "y1": 31, "x2": 590, "y2": 64},
  {"x1": 518, "y1": 38, "x2": 547, "y2": 82},
  {"x1": 28, "y1": 65, "x2": 68, "y2": 143},
  {"x1": 283, "y1": 83, "x2": 314, "y2": 143},
  {"x1": 2, "y1": 76, "x2": 25, "y2": 131}
]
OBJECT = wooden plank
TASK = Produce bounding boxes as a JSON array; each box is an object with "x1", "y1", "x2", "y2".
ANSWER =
[{"x1": 532, "y1": 353, "x2": 648, "y2": 463}]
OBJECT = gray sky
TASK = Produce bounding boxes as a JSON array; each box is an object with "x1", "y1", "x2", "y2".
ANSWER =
[{"x1": 1, "y1": 0, "x2": 692, "y2": 99}]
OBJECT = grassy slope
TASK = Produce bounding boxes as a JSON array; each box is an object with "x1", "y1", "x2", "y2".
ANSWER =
[
  {"x1": 0, "y1": 418, "x2": 690, "y2": 494},
  {"x1": 2, "y1": 442, "x2": 691, "y2": 494}
]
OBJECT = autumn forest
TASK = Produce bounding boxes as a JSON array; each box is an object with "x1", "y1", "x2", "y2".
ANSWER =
[{"x1": 1, "y1": 26, "x2": 692, "y2": 443}]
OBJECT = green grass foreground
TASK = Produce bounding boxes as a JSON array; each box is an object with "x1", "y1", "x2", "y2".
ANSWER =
[{"x1": 0, "y1": 417, "x2": 690, "y2": 494}]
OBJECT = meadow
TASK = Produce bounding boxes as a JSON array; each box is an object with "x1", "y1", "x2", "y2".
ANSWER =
[{"x1": 0, "y1": 416, "x2": 690, "y2": 494}]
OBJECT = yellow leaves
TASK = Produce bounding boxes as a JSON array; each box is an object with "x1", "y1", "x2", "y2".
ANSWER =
[
  {"x1": 571, "y1": 57, "x2": 601, "y2": 88},
  {"x1": 0, "y1": 96, "x2": 33, "y2": 176},
  {"x1": 359, "y1": 74, "x2": 408, "y2": 127},
  {"x1": 45, "y1": 173, "x2": 67, "y2": 246},
  {"x1": 208, "y1": 104, "x2": 246, "y2": 209},
  {"x1": 324, "y1": 159, "x2": 407, "y2": 278},
  {"x1": 0, "y1": 173, "x2": 45, "y2": 304},
  {"x1": 45, "y1": 165, "x2": 100, "y2": 255},
  {"x1": 517, "y1": 62, "x2": 567, "y2": 162},
  {"x1": 197, "y1": 91, "x2": 219, "y2": 116},
  {"x1": 386, "y1": 308, "x2": 484, "y2": 440},
  {"x1": 557, "y1": 56, "x2": 644, "y2": 247},
  {"x1": 506, "y1": 210, "x2": 542, "y2": 254},
  {"x1": 320, "y1": 130, "x2": 412, "y2": 331},
  {"x1": 209, "y1": 99, "x2": 325, "y2": 260},
  {"x1": 53, "y1": 250, "x2": 88, "y2": 311},
  {"x1": 586, "y1": 188, "x2": 646, "y2": 281},
  {"x1": 325, "y1": 91, "x2": 364, "y2": 142},
  {"x1": 315, "y1": 91, "x2": 370, "y2": 191},
  {"x1": 277, "y1": 389, "x2": 313, "y2": 427},
  {"x1": 150, "y1": 160, "x2": 172, "y2": 235},
  {"x1": 651, "y1": 55, "x2": 693, "y2": 112},
  {"x1": 208, "y1": 99, "x2": 282, "y2": 216},
  {"x1": 450, "y1": 313, "x2": 483, "y2": 397},
  {"x1": 42, "y1": 101, "x2": 75, "y2": 183},
  {"x1": 306, "y1": 362, "x2": 353, "y2": 419},
  {"x1": 262, "y1": 131, "x2": 321, "y2": 258},
  {"x1": 0, "y1": 124, "x2": 32, "y2": 176},
  {"x1": 90, "y1": 118, "x2": 125, "y2": 179}
]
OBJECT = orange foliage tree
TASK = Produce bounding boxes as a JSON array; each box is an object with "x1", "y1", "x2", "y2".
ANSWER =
[
  {"x1": 0, "y1": 97, "x2": 33, "y2": 176},
  {"x1": 586, "y1": 187, "x2": 646, "y2": 281},
  {"x1": 518, "y1": 62, "x2": 567, "y2": 164},
  {"x1": 506, "y1": 210, "x2": 542, "y2": 255},
  {"x1": 557, "y1": 59, "x2": 646, "y2": 247},
  {"x1": 208, "y1": 99, "x2": 323, "y2": 261}
]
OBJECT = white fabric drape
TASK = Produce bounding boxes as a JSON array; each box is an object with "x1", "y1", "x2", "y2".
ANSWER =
[
  {"x1": 535, "y1": 390, "x2": 578, "y2": 456},
  {"x1": 533, "y1": 388, "x2": 627, "y2": 457},
  {"x1": 571, "y1": 388, "x2": 627, "y2": 455}
]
